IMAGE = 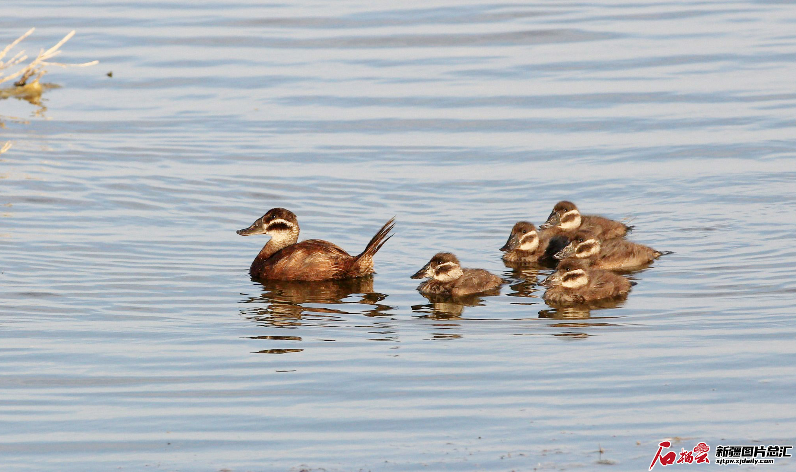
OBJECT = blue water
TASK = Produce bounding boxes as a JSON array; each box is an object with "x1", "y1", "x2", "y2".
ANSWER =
[{"x1": 1, "y1": 1, "x2": 795, "y2": 470}]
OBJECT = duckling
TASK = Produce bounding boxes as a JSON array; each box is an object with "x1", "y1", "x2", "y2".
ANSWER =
[
  {"x1": 238, "y1": 208, "x2": 395, "y2": 281},
  {"x1": 542, "y1": 259, "x2": 632, "y2": 306},
  {"x1": 539, "y1": 201, "x2": 631, "y2": 240},
  {"x1": 500, "y1": 221, "x2": 569, "y2": 265},
  {"x1": 555, "y1": 229, "x2": 665, "y2": 271},
  {"x1": 411, "y1": 252, "x2": 503, "y2": 297}
]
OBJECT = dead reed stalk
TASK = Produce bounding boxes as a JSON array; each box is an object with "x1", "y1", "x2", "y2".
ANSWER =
[{"x1": 1, "y1": 28, "x2": 98, "y2": 87}]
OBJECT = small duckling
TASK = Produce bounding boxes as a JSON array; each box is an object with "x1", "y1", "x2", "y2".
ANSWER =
[
  {"x1": 539, "y1": 201, "x2": 630, "y2": 240},
  {"x1": 555, "y1": 229, "x2": 665, "y2": 271},
  {"x1": 238, "y1": 208, "x2": 395, "y2": 281},
  {"x1": 542, "y1": 259, "x2": 632, "y2": 306},
  {"x1": 411, "y1": 252, "x2": 503, "y2": 297},
  {"x1": 500, "y1": 221, "x2": 568, "y2": 265}
]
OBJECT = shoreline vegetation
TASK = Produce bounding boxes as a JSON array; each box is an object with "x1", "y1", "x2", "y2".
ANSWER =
[{"x1": 1, "y1": 28, "x2": 98, "y2": 153}]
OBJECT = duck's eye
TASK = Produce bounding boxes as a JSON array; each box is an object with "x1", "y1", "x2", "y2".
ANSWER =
[{"x1": 521, "y1": 230, "x2": 527, "y2": 234}]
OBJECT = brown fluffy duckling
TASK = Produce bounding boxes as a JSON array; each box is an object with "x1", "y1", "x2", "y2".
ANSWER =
[
  {"x1": 411, "y1": 252, "x2": 503, "y2": 297},
  {"x1": 238, "y1": 208, "x2": 395, "y2": 281},
  {"x1": 500, "y1": 221, "x2": 568, "y2": 265},
  {"x1": 542, "y1": 259, "x2": 632, "y2": 306},
  {"x1": 555, "y1": 229, "x2": 665, "y2": 271},
  {"x1": 539, "y1": 201, "x2": 631, "y2": 240}
]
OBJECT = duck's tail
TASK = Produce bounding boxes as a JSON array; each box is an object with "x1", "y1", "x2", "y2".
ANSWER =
[
  {"x1": 621, "y1": 216, "x2": 636, "y2": 233},
  {"x1": 351, "y1": 217, "x2": 396, "y2": 275},
  {"x1": 654, "y1": 250, "x2": 675, "y2": 258}
]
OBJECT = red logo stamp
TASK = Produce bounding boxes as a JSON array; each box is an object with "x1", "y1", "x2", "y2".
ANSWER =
[{"x1": 650, "y1": 441, "x2": 710, "y2": 470}]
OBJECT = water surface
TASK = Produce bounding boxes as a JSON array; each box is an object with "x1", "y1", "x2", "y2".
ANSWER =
[{"x1": 1, "y1": 1, "x2": 795, "y2": 470}]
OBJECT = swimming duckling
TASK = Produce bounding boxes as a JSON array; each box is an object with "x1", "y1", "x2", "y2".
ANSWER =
[
  {"x1": 542, "y1": 259, "x2": 632, "y2": 306},
  {"x1": 238, "y1": 208, "x2": 395, "y2": 281},
  {"x1": 539, "y1": 201, "x2": 631, "y2": 240},
  {"x1": 500, "y1": 221, "x2": 569, "y2": 265},
  {"x1": 411, "y1": 252, "x2": 503, "y2": 297},
  {"x1": 555, "y1": 229, "x2": 665, "y2": 271}
]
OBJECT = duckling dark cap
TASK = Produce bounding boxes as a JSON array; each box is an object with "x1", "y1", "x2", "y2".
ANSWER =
[
  {"x1": 431, "y1": 252, "x2": 460, "y2": 264},
  {"x1": 411, "y1": 252, "x2": 460, "y2": 279},
  {"x1": 501, "y1": 222, "x2": 535, "y2": 252},
  {"x1": 553, "y1": 201, "x2": 578, "y2": 212}
]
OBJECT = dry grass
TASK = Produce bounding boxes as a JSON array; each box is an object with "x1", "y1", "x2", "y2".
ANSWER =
[{"x1": 1, "y1": 28, "x2": 97, "y2": 92}]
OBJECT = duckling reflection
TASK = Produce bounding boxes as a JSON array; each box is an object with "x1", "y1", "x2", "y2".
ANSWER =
[
  {"x1": 502, "y1": 263, "x2": 543, "y2": 300},
  {"x1": 411, "y1": 292, "x2": 494, "y2": 319},
  {"x1": 538, "y1": 305, "x2": 592, "y2": 320},
  {"x1": 240, "y1": 276, "x2": 392, "y2": 328}
]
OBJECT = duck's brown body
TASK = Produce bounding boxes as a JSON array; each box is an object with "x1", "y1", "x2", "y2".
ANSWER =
[
  {"x1": 542, "y1": 261, "x2": 632, "y2": 306},
  {"x1": 239, "y1": 208, "x2": 394, "y2": 281},
  {"x1": 250, "y1": 239, "x2": 360, "y2": 281},
  {"x1": 417, "y1": 268, "x2": 502, "y2": 297},
  {"x1": 541, "y1": 201, "x2": 630, "y2": 240},
  {"x1": 558, "y1": 235, "x2": 662, "y2": 272},
  {"x1": 412, "y1": 252, "x2": 503, "y2": 298}
]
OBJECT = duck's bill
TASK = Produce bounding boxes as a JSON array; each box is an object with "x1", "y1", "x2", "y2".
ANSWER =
[
  {"x1": 540, "y1": 273, "x2": 559, "y2": 287},
  {"x1": 410, "y1": 262, "x2": 432, "y2": 279},
  {"x1": 237, "y1": 220, "x2": 266, "y2": 236},
  {"x1": 500, "y1": 233, "x2": 519, "y2": 252},
  {"x1": 539, "y1": 210, "x2": 559, "y2": 230},
  {"x1": 554, "y1": 244, "x2": 575, "y2": 260}
]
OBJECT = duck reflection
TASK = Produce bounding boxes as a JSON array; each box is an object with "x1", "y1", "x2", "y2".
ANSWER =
[
  {"x1": 240, "y1": 276, "x2": 392, "y2": 328},
  {"x1": 411, "y1": 290, "x2": 498, "y2": 319},
  {"x1": 538, "y1": 298, "x2": 625, "y2": 339},
  {"x1": 502, "y1": 261, "x2": 545, "y2": 300}
]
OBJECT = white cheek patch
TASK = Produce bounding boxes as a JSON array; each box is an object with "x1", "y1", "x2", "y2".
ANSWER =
[
  {"x1": 559, "y1": 210, "x2": 581, "y2": 230},
  {"x1": 561, "y1": 270, "x2": 588, "y2": 289},
  {"x1": 434, "y1": 262, "x2": 463, "y2": 282},
  {"x1": 519, "y1": 233, "x2": 539, "y2": 251},
  {"x1": 269, "y1": 218, "x2": 296, "y2": 228},
  {"x1": 576, "y1": 240, "x2": 600, "y2": 257}
]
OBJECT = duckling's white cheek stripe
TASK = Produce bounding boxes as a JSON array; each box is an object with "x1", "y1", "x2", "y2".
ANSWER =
[
  {"x1": 577, "y1": 242, "x2": 599, "y2": 257},
  {"x1": 519, "y1": 234, "x2": 539, "y2": 251},
  {"x1": 559, "y1": 210, "x2": 580, "y2": 229},
  {"x1": 561, "y1": 270, "x2": 588, "y2": 288},
  {"x1": 436, "y1": 262, "x2": 458, "y2": 271}
]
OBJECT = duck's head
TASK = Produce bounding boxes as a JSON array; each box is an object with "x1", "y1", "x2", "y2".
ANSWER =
[
  {"x1": 554, "y1": 229, "x2": 600, "y2": 260},
  {"x1": 237, "y1": 208, "x2": 300, "y2": 241},
  {"x1": 500, "y1": 221, "x2": 540, "y2": 252},
  {"x1": 539, "y1": 200, "x2": 582, "y2": 231},
  {"x1": 411, "y1": 252, "x2": 464, "y2": 282},
  {"x1": 541, "y1": 259, "x2": 589, "y2": 289}
]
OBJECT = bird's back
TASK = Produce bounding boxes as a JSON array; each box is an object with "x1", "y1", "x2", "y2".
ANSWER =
[
  {"x1": 582, "y1": 215, "x2": 628, "y2": 240},
  {"x1": 254, "y1": 239, "x2": 352, "y2": 281}
]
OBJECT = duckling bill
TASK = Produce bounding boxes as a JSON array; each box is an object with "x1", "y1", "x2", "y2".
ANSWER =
[
  {"x1": 238, "y1": 208, "x2": 395, "y2": 281},
  {"x1": 411, "y1": 252, "x2": 503, "y2": 297}
]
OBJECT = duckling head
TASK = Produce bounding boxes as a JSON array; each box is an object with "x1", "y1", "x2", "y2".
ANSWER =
[
  {"x1": 237, "y1": 207, "x2": 300, "y2": 244},
  {"x1": 411, "y1": 252, "x2": 464, "y2": 282},
  {"x1": 541, "y1": 259, "x2": 589, "y2": 288},
  {"x1": 539, "y1": 200, "x2": 582, "y2": 231},
  {"x1": 500, "y1": 221, "x2": 540, "y2": 252},
  {"x1": 554, "y1": 230, "x2": 600, "y2": 260}
]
